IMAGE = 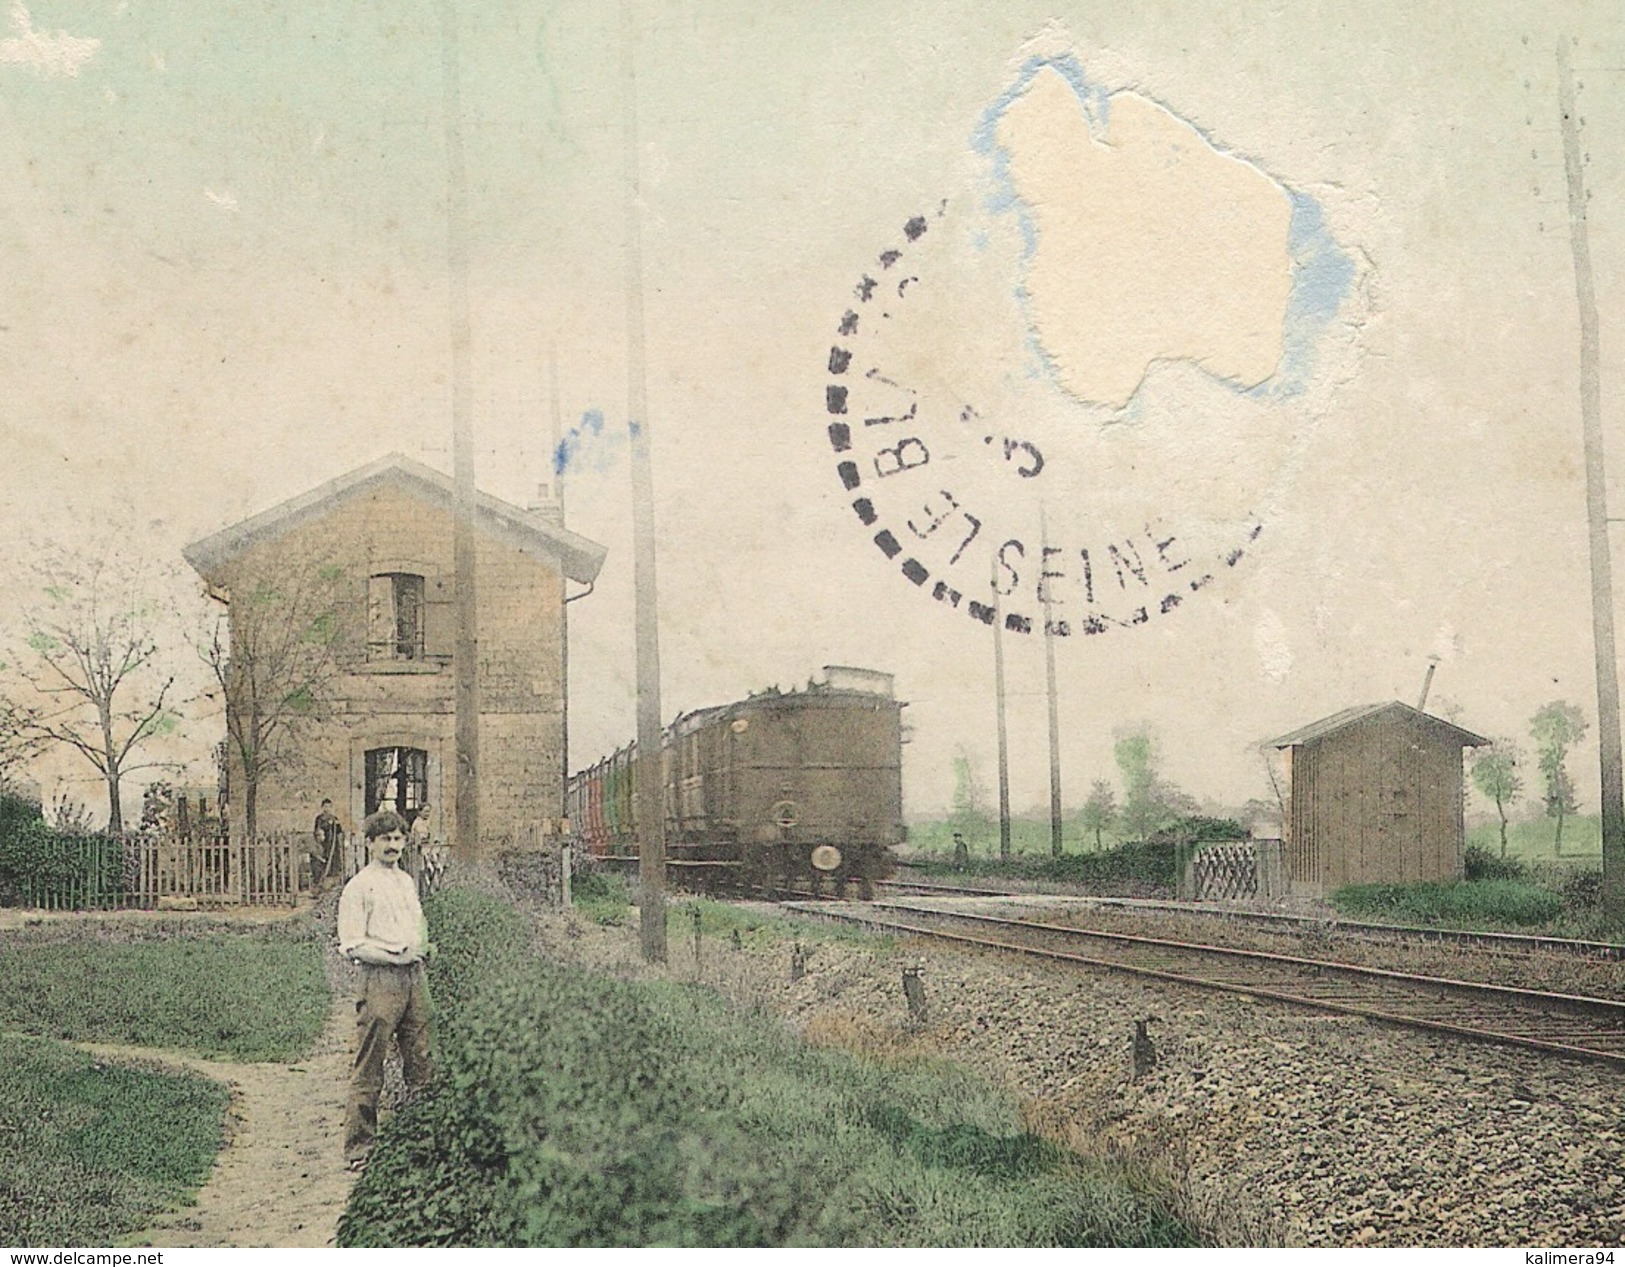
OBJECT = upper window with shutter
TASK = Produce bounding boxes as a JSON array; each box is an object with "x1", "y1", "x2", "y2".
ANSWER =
[{"x1": 367, "y1": 572, "x2": 426, "y2": 661}]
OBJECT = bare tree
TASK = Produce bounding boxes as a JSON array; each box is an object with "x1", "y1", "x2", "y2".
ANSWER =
[
  {"x1": 199, "y1": 550, "x2": 349, "y2": 843},
  {"x1": 0, "y1": 688, "x2": 42, "y2": 794},
  {"x1": 12, "y1": 548, "x2": 181, "y2": 834}
]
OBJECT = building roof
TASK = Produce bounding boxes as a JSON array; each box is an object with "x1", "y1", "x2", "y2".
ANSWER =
[
  {"x1": 1268, "y1": 701, "x2": 1488, "y2": 749},
  {"x1": 182, "y1": 453, "x2": 608, "y2": 584}
]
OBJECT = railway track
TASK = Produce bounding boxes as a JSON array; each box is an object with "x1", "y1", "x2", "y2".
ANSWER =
[
  {"x1": 876, "y1": 874, "x2": 1625, "y2": 961},
  {"x1": 787, "y1": 898, "x2": 1625, "y2": 1069}
]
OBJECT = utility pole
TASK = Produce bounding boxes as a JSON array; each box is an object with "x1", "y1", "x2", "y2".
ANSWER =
[
  {"x1": 1558, "y1": 41, "x2": 1625, "y2": 919},
  {"x1": 1041, "y1": 510, "x2": 1063, "y2": 858},
  {"x1": 550, "y1": 345, "x2": 568, "y2": 801},
  {"x1": 992, "y1": 555, "x2": 1012, "y2": 860},
  {"x1": 624, "y1": 0, "x2": 666, "y2": 960},
  {"x1": 440, "y1": 0, "x2": 479, "y2": 860}
]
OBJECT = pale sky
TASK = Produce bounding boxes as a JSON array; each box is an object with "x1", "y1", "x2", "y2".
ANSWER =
[{"x1": 3, "y1": 1, "x2": 1624, "y2": 825}]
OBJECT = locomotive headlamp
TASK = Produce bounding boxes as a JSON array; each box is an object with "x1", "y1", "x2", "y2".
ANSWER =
[
  {"x1": 772, "y1": 799, "x2": 799, "y2": 828},
  {"x1": 810, "y1": 845, "x2": 843, "y2": 872}
]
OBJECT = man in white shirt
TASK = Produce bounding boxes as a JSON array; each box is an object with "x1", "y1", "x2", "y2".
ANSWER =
[{"x1": 337, "y1": 810, "x2": 433, "y2": 1169}]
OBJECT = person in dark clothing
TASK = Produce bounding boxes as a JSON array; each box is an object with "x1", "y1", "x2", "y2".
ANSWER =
[{"x1": 311, "y1": 798, "x2": 345, "y2": 893}]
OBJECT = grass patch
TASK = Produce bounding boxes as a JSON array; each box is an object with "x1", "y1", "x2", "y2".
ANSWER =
[
  {"x1": 1466, "y1": 814, "x2": 1604, "y2": 861},
  {"x1": 0, "y1": 930, "x2": 329, "y2": 1061},
  {"x1": 1330, "y1": 878, "x2": 1565, "y2": 929},
  {"x1": 909, "y1": 818, "x2": 1103, "y2": 857},
  {"x1": 0, "y1": 1033, "x2": 227, "y2": 1245},
  {"x1": 570, "y1": 869, "x2": 632, "y2": 926},
  {"x1": 339, "y1": 887, "x2": 1194, "y2": 1248},
  {"x1": 672, "y1": 899, "x2": 894, "y2": 951}
]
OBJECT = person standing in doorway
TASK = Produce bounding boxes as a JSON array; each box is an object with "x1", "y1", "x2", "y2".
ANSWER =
[{"x1": 337, "y1": 810, "x2": 433, "y2": 1170}]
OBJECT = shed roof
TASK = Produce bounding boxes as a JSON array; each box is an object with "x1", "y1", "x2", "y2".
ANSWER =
[
  {"x1": 182, "y1": 452, "x2": 607, "y2": 584},
  {"x1": 1268, "y1": 701, "x2": 1488, "y2": 749}
]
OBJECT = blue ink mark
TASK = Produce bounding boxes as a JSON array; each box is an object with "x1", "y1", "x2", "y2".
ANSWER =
[
  {"x1": 1250, "y1": 193, "x2": 1357, "y2": 399},
  {"x1": 554, "y1": 408, "x2": 627, "y2": 477}
]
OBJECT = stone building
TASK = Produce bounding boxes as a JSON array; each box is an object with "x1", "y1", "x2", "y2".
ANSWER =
[{"x1": 183, "y1": 454, "x2": 607, "y2": 846}]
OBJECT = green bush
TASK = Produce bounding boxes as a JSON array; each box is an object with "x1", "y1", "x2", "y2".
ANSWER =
[
  {"x1": 910, "y1": 841, "x2": 1180, "y2": 897},
  {"x1": 1463, "y1": 844, "x2": 1529, "y2": 883},
  {"x1": 571, "y1": 868, "x2": 631, "y2": 925},
  {"x1": 1330, "y1": 878, "x2": 1564, "y2": 928},
  {"x1": 0, "y1": 792, "x2": 42, "y2": 839},
  {"x1": 0, "y1": 1033, "x2": 227, "y2": 1245},
  {"x1": 1147, "y1": 816, "x2": 1247, "y2": 844},
  {"x1": 340, "y1": 886, "x2": 1193, "y2": 1248},
  {"x1": 0, "y1": 813, "x2": 129, "y2": 909}
]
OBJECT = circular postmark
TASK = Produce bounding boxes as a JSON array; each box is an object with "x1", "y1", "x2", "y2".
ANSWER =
[{"x1": 823, "y1": 60, "x2": 1356, "y2": 638}]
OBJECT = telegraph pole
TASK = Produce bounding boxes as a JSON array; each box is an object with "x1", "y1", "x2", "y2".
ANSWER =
[
  {"x1": 1041, "y1": 510, "x2": 1063, "y2": 857},
  {"x1": 624, "y1": 0, "x2": 666, "y2": 960},
  {"x1": 440, "y1": 0, "x2": 479, "y2": 860},
  {"x1": 1558, "y1": 41, "x2": 1625, "y2": 919},
  {"x1": 550, "y1": 345, "x2": 568, "y2": 799},
  {"x1": 992, "y1": 556, "x2": 1012, "y2": 860}
]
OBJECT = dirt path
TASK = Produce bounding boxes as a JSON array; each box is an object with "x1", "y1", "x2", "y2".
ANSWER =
[
  {"x1": 26, "y1": 900, "x2": 369, "y2": 1249},
  {"x1": 99, "y1": 985, "x2": 357, "y2": 1249}
]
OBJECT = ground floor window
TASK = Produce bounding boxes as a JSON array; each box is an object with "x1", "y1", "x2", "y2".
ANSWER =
[{"x1": 365, "y1": 747, "x2": 429, "y2": 822}]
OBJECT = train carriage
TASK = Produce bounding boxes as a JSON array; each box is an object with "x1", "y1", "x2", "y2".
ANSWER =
[{"x1": 568, "y1": 666, "x2": 904, "y2": 897}]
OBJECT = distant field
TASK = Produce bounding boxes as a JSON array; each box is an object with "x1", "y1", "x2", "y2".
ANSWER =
[
  {"x1": 1466, "y1": 814, "x2": 1602, "y2": 862},
  {"x1": 918, "y1": 814, "x2": 1606, "y2": 865},
  {"x1": 907, "y1": 818, "x2": 1115, "y2": 857}
]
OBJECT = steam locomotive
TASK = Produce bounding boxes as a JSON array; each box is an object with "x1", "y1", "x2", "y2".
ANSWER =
[{"x1": 566, "y1": 666, "x2": 905, "y2": 897}]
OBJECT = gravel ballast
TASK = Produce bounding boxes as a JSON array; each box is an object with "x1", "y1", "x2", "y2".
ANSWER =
[{"x1": 524, "y1": 895, "x2": 1625, "y2": 1248}]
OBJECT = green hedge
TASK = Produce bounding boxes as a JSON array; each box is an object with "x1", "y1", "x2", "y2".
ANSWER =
[
  {"x1": 339, "y1": 888, "x2": 1192, "y2": 1248},
  {"x1": 910, "y1": 840, "x2": 1181, "y2": 896},
  {"x1": 0, "y1": 797, "x2": 130, "y2": 909},
  {"x1": 1330, "y1": 878, "x2": 1565, "y2": 928}
]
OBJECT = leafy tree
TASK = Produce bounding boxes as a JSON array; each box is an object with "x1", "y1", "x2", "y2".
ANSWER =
[
  {"x1": 1078, "y1": 779, "x2": 1116, "y2": 851},
  {"x1": 1470, "y1": 740, "x2": 1524, "y2": 858},
  {"x1": 1114, "y1": 726, "x2": 1192, "y2": 842},
  {"x1": 947, "y1": 747, "x2": 991, "y2": 842},
  {"x1": 12, "y1": 546, "x2": 182, "y2": 834},
  {"x1": 199, "y1": 550, "x2": 348, "y2": 843},
  {"x1": 1530, "y1": 701, "x2": 1587, "y2": 855}
]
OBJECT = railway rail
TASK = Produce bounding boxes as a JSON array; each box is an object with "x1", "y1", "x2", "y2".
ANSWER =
[
  {"x1": 787, "y1": 898, "x2": 1625, "y2": 1069},
  {"x1": 876, "y1": 873, "x2": 1625, "y2": 961}
]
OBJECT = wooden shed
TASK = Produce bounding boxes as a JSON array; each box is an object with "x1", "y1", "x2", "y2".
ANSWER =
[{"x1": 1269, "y1": 702, "x2": 1487, "y2": 892}]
